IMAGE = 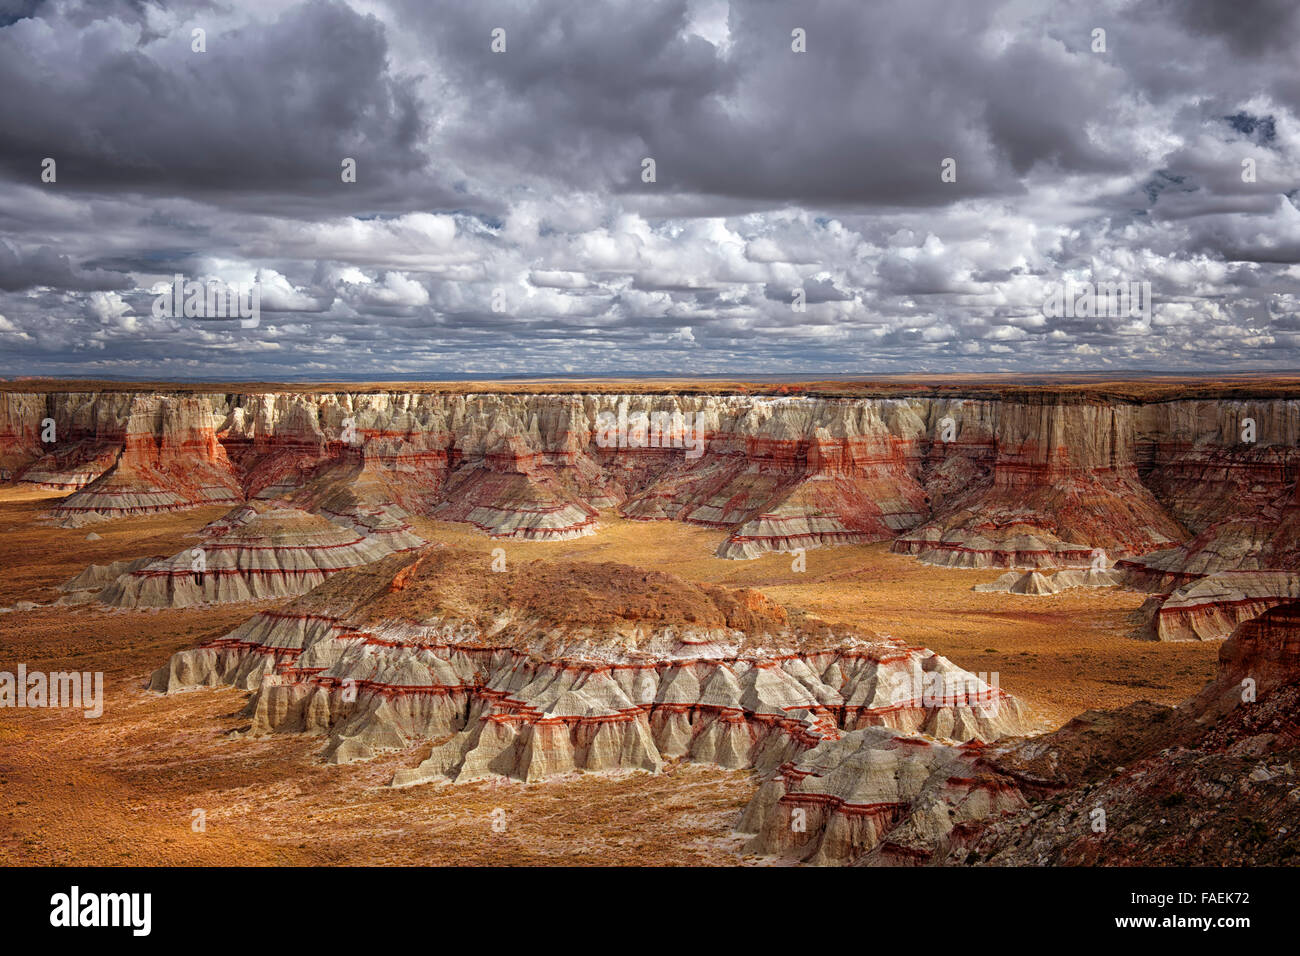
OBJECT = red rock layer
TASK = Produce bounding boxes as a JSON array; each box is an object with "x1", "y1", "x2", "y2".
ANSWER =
[
  {"x1": 149, "y1": 551, "x2": 1031, "y2": 780},
  {"x1": 16, "y1": 442, "x2": 120, "y2": 490},
  {"x1": 1194, "y1": 599, "x2": 1300, "y2": 716},
  {"x1": 52, "y1": 396, "x2": 242, "y2": 520},
  {"x1": 896, "y1": 403, "x2": 1186, "y2": 568},
  {"x1": 623, "y1": 427, "x2": 929, "y2": 558},
  {"x1": 429, "y1": 436, "x2": 600, "y2": 539},
  {"x1": 7, "y1": 389, "x2": 1300, "y2": 571}
]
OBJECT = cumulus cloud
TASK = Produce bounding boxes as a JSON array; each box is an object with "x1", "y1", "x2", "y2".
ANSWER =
[{"x1": 85, "y1": 290, "x2": 133, "y2": 326}]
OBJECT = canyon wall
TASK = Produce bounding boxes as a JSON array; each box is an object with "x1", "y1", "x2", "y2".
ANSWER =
[{"x1": 6, "y1": 387, "x2": 1300, "y2": 633}]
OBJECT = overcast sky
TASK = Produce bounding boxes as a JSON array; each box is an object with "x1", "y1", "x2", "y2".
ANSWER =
[{"x1": 1, "y1": 0, "x2": 1299, "y2": 380}]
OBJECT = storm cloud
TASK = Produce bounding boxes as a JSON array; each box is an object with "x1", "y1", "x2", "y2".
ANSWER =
[{"x1": 0, "y1": 0, "x2": 1298, "y2": 378}]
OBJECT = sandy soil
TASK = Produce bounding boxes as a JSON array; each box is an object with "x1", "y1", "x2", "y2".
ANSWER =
[{"x1": 0, "y1": 488, "x2": 1220, "y2": 866}]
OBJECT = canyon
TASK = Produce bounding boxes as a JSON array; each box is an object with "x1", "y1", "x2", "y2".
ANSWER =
[
  {"x1": 3, "y1": 378, "x2": 1299, "y2": 867},
  {"x1": 4, "y1": 384, "x2": 1300, "y2": 642}
]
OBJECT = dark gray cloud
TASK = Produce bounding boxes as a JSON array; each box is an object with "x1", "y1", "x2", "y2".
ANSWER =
[
  {"x1": 0, "y1": 241, "x2": 129, "y2": 290},
  {"x1": 0, "y1": 0, "x2": 1298, "y2": 379},
  {"x1": 1157, "y1": 0, "x2": 1300, "y2": 55},
  {"x1": 0, "y1": 0, "x2": 435, "y2": 210}
]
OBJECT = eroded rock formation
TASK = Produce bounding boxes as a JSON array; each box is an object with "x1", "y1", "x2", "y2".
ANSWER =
[
  {"x1": 64, "y1": 503, "x2": 424, "y2": 608},
  {"x1": 49, "y1": 396, "x2": 241, "y2": 523},
  {"x1": 740, "y1": 596, "x2": 1300, "y2": 865},
  {"x1": 973, "y1": 568, "x2": 1124, "y2": 595},
  {"x1": 737, "y1": 729, "x2": 1027, "y2": 865},
  {"x1": 149, "y1": 547, "x2": 1033, "y2": 781},
  {"x1": 896, "y1": 401, "x2": 1185, "y2": 568},
  {"x1": 3, "y1": 387, "x2": 1300, "y2": 631}
]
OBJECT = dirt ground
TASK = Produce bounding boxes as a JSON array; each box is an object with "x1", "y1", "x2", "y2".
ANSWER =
[{"x1": 0, "y1": 487, "x2": 1220, "y2": 866}]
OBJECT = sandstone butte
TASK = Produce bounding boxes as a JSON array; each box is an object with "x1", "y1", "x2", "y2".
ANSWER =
[
  {"x1": 739, "y1": 595, "x2": 1300, "y2": 866},
  {"x1": 6, "y1": 386, "x2": 1300, "y2": 638},
  {"x1": 149, "y1": 547, "x2": 1032, "y2": 781}
]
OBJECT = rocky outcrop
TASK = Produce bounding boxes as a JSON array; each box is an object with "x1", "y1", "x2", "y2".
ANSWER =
[
  {"x1": 939, "y1": 599, "x2": 1300, "y2": 866},
  {"x1": 1136, "y1": 399, "x2": 1300, "y2": 534},
  {"x1": 149, "y1": 548, "x2": 1033, "y2": 781},
  {"x1": 973, "y1": 568, "x2": 1124, "y2": 595},
  {"x1": 710, "y1": 422, "x2": 928, "y2": 559},
  {"x1": 737, "y1": 729, "x2": 1027, "y2": 865},
  {"x1": 1093, "y1": 400, "x2": 1300, "y2": 639},
  {"x1": 1193, "y1": 600, "x2": 1300, "y2": 716},
  {"x1": 5, "y1": 392, "x2": 136, "y2": 489},
  {"x1": 0, "y1": 392, "x2": 46, "y2": 473},
  {"x1": 607, "y1": 401, "x2": 930, "y2": 558},
  {"x1": 1149, "y1": 571, "x2": 1300, "y2": 642},
  {"x1": 50, "y1": 396, "x2": 241, "y2": 522},
  {"x1": 73, "y1": 503, "x2": 424, "y2": 608},
  {"x1": 57, "y1": 555, "x2": 161, "y2": 605},
  {"x1": 429, "y1": 435, "x2": 600, "y2": 540},
  {"x1": 744, "y1": 594, "x2": 1300, "y2": 866},
  {"x1": 895, "y1": 402, "x2": 1184, "y2": 568},
  {"x1": 17, "y1": 444, "x2": 119, "y2": 490}
]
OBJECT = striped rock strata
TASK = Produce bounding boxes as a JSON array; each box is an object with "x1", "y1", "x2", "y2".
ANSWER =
[
  {"x1": 972, "y1": 568, "x2": 1124, "y2": 595},
  {"x1": 49, "y1": 396, "x2": 241, "y2": 523},
  {"x1": 936, "y1": 599, "x2": 1300, "y2": 866},
  {"x1": 740, "y1": 595, "x2": 1300, "y2": 866},
  {"x1": 70, "y1": 504, "x2": 424, "y2": 608},
  {"x1": 149, "y1": 547, "x2": 1032, "y2": 782},
  {"x1": 894, "y1": 402, "x2": 1184, "y2": 568},
  {"x1": 3, "y1": 389, "x2": 1300, "y2": 569},
  {"x1": 1140, "y1": 571, "x2": 1300, "y2": 642},
  {"x1": 737, "y1": 728, "x2": 1027, "y2": 865},
  {"x1": 1101, "y1": 400, "x2": 1300, "y2": 639},
  {"x1": 1112, "y1": 466, "x2": 1300, "y2": 640}
]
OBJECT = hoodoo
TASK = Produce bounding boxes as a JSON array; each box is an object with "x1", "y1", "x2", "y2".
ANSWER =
[{"x1": 150, "y1": 547, "x2": 1033, "y2": 781}]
